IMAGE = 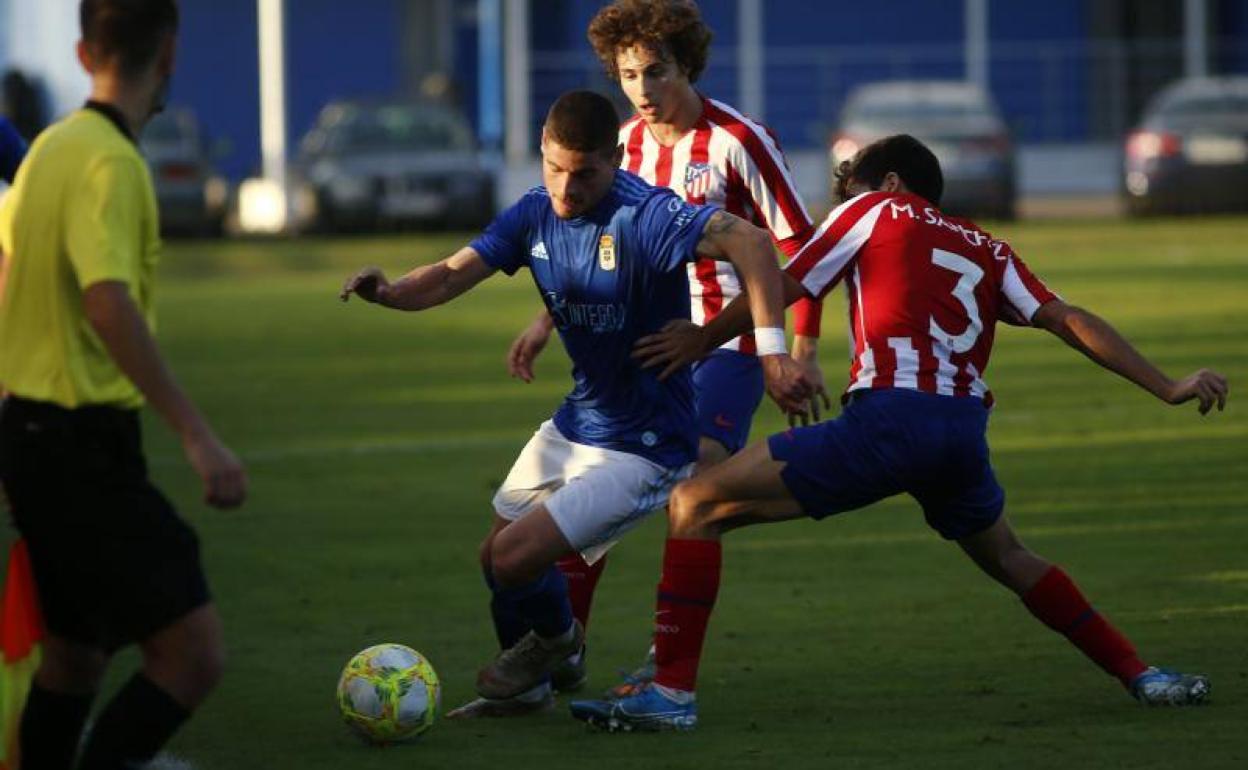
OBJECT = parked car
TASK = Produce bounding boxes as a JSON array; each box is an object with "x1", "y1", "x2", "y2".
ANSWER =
[
  {"x1": 829, "y1": 80, "x2": 1016, "y2": 219},
  {"x1": 140, "y1": 108, "x2": 229, "y2": 236},
  {"x1": 292, "y1": 100, "x2": 495, "y2": 232},
  {"x1": 1123, "y1": 76, "x2": 1248, "y2": 216}
]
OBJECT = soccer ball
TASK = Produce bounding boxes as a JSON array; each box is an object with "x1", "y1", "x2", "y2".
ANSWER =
[{"x1": 337, "y1": 643, "x2": 441, "y2": 744}]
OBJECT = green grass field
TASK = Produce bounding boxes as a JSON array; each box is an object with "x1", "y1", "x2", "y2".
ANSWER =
[{"x1": 16, "y1": 216, "x2": 1248, "y2": 768}]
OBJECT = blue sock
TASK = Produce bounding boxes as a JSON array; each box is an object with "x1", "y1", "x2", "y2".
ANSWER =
[
  {"x1": 493, "y1": 564, "x2": 574, "y2": 640},
  {"x1": 483, "y1": 567, "x2": 530, "y2": 650}
]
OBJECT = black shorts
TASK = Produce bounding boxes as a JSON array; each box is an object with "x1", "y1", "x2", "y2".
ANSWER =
[{"x1": 0, "y1": 396, "x2": 210, "y2": 652}]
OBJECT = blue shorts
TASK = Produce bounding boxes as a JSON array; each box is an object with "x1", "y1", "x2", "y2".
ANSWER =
[
  {"x1": 693, "y1": 349, "x2": 764, "y2": 455},
  {"x1": 767, "y1": 388, "x2": 1005, "y2": 540}
]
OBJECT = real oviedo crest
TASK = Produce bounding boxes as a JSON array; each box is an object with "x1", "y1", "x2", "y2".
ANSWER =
[{"x1": 598, "y1": 234, "x2": 616, "y2": 271}]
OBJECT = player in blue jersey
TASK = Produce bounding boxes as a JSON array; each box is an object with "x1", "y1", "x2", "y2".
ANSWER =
[
  {"x1": 340, "y1": 90, "x2": 814, "y2": 718},
  {"x1": 506, "y1": 1, "x2": 830, "y2": 700}
]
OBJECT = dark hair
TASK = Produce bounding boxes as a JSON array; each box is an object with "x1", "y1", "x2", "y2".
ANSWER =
[
  {"x1": 588, "y1": 0, "x2": 712, "y2": 83},
  {"x1": 545, "y1": 90, "x2": 620, "y2": 155},
  {"x1": 80, "y1": 0, "x2": 179, "y2": 77},
  {"x1": 834, "y1": 134, "x2": 944, "y2": 206}
]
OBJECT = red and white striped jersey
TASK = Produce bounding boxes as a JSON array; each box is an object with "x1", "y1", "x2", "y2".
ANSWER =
[
  {"x1": 619, "y1": 96, "x2": 818, "y2": 352},
  {"x1": 784, "y1": 191, "x2": 1058, "y2": 404}
]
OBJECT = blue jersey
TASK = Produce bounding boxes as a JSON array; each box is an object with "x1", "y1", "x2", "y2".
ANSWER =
[{"x1": 471, "y1": 170, "x2": 717, "y2": 468}]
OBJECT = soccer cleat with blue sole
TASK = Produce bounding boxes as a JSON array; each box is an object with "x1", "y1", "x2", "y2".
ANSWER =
[
  {"x1": 1130, "y1": 667, "x2": 1210, "y2": 706},
  {"x1": 570, "y1": 685, "x2": 697, "y2": 732}
]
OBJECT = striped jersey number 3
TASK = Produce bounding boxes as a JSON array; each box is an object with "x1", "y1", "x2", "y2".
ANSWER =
[{"x1": 929, "y1": 248, "x2": 983, "y2": 353}]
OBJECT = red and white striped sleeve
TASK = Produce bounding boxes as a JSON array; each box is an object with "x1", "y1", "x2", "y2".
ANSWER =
[
  {"x1": 999, "y1": 246, "x2": 1059, "y2": 322},
  {"x1": 784, "y1": 192, "x2": 892, "y2": 300},
  {"x1": 703, "y1": 99, "x2": 812, "y2": 253},
  {"x1": 703, "y1": 99, "x2": 821, "y2": 336}
]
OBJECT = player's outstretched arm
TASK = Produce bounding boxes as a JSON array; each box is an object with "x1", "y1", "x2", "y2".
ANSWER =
[
  {"x1": 1033, "y1": 299, "x2": 1228, "y2": 414},
  {"x1": 695, "y1": 211, "x2": 785, "y2": 331},
  {"x1": 692, "y1": 211, "x2": 813, "y2": 414},
  {"x1": 340, "y1": 247, "x2": 495, "y2": 311},
  {"x1": 83, "y1": 281, "x2": 248, "y2": 509},
  {"x1": 633, "y1": 273, "x2": 807, "y2": 380},
  {"x1": 507, "y1": 310, "x2": 555, "y2": 383}
]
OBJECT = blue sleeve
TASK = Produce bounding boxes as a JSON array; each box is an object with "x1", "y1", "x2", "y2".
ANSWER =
[
  {"x1": 0, "y1": 118, "x2": 28, "y2": 185},
  {"x1": 634, "y1": 189, "x2": 718, "y2": 274},
  {"x1": 468, "y1": 194, "x2": 533, "y2": 276}
]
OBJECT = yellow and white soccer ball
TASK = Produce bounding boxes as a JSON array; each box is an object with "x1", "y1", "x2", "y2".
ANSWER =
[{"x1": 337, "y1": 643, "x2": 441, "y2": 744}]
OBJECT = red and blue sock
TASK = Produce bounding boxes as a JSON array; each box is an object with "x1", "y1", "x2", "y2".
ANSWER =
[
  {"x1": 652, "y1": 538, "x2": 722, "y2": 694},
  {"x1": 1022, "y1": 566, "x2": 1147, "y2": 686}
]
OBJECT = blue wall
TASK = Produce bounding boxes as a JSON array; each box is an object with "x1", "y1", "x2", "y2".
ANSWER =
[
  {"x1": 172, "y1": 0, "x2": 258, "y2": 180},
  {"x1": 286, "y1": 0, "x2": 404, "y2": 146},
  {"x1": 989, "y1": 0, "x2": 1087, "y2": 142},
  {"x1": 171, "y1": 0, "x2": 404, "y2": 180},
  {"x1": 764, "y1": 1, "x2": 964, "y2": 148}
]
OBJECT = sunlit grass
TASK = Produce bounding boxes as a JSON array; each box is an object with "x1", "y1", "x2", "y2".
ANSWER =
[{"x1": 8, "y1": 216, "x2": 1244, "y2": 769}]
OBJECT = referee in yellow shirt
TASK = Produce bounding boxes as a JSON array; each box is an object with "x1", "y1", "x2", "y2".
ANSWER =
[{"x1": 0, "y1": 2, "x2": 247, "y2": 767}]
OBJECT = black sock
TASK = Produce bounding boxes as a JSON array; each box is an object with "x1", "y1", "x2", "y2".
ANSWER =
[
  {"x1": 77, "y1": 674, "x2": 190, "y2": 770},
  {"x1": 18, "y1": 682, "x2": 94, "y2": 770}
]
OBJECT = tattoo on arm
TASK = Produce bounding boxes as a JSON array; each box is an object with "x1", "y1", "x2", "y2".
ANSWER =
[
  {"x1": 697, "y1": 211, "x2": 742, "y2": 260},
  {"x1": 704, "y1": 211, "x2": 739, "y2": 237}
]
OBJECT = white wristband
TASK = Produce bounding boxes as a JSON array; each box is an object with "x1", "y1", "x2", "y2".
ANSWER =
[{"x1": 754, "y1": 327, "x2": 787, "y2": 356}]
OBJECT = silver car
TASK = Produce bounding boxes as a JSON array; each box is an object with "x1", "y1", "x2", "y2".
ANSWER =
[
  {"x1": 140, "y1": 108, "x2": 229, "y2": 236},
  {"x1": 1123, "y1": 76, "x2": 1248, "y2": 216},
  {"x1": 829, "y1": 81, "x2": 1016, "y2": 219},
  {"x1": 293, "y1": 100, "x2": 495, "y2": 232}
]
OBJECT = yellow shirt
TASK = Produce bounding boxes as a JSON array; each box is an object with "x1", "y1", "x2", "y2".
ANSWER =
[{"x1": 0, "y1": 107, "x2": 161, "y2": 409}]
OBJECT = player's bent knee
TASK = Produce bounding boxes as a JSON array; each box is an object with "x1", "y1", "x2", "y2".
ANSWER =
[
  {"x1": 478, "y1": 517, "x2": 512, "y2": 576},
  {"x1": 478, "y1": 535, "x2": 495, "y2": 574},
  {"x1": 668, "y1": 480, "x2": 716, "y2": 536},
  {"x1": 488, "y1": 540, "x2": 540, "y2": 588}
]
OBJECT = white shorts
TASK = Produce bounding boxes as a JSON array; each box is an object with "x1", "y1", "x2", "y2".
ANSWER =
[{"x1": 492, "y1": 420, "x2": 693, "y2": 564}]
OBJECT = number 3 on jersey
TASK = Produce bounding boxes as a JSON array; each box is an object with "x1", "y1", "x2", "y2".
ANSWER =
[{"x1": 930, "y1": 248, "x2": 984, "y2": 354}]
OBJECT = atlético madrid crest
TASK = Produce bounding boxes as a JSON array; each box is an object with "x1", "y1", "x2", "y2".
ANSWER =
[
  {"x1": 598, "y1": 234, "x2": 616, "y2": 271},
  {"x1": 684, "y1": 162, "x2": 713, "y2": 199}
]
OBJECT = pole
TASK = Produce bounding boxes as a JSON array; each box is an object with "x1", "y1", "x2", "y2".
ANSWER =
[
  {"x1": 257, "y1": 0, "x2": 288, "y2": 190},
  {"x1": 738, "y1": 0, "x2": 764, "y2": 118},
  {"x1": 964, "y1": 0, "x2": 988, "y2": 89},
  {"x1": 477, "y1": 0, "x2": 503, "y2": 151},
  {"x1": 503, "y1": 0, "x2": 531, "y2": 163},
  {"x1": 1184, "y1": 0, "x2": 1209, "y2": 78}
]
